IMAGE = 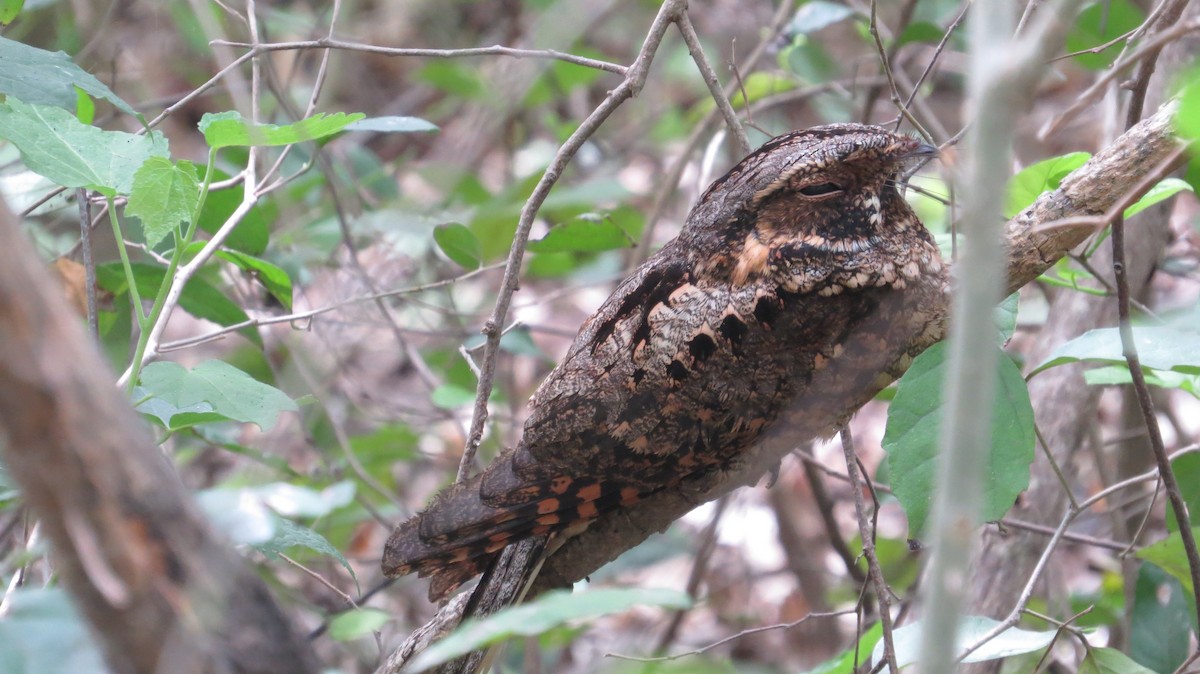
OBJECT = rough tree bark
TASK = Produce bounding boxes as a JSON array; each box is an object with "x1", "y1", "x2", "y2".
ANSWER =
[
  {"x1": 0, "y1": 200, "x2": 320, "y2": 674},
  {"x1": 383, "y1": 100, "x2": 1186, "y2": 672}
]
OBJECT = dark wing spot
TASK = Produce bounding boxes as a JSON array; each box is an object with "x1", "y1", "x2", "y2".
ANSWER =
[
  {"x1": 591, "y1": 262, "x2": 690, "y2": 354},
  {"x1": 719, "y1": 315, "x2": 749, "y2": 345},
  {"x1": 754, "y1": 295, "x2": 782, "y2": 327},
  {"x1": 632, "y1": 368, "x2": 647, "y2": 385},
  {"x1": 688, "y1": 333, "x2": 717, "y2": 363},
  {"x1": 667, "y1": 359, "x2": 689, "y2": 381},
  {"x1": 618, "y1": 390, "x2": 660, "y2": 422}
]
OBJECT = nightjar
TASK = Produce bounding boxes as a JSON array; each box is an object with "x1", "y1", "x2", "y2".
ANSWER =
[{"x1": 383, "y1": 123, "x2": 947, "y2": 603}]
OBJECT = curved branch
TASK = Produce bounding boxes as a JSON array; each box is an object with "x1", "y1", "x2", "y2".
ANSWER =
[{"x1": 0, "y1": 200, "x2": 318, "y2": 674}]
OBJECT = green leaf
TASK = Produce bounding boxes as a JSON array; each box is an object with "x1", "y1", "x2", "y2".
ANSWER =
[
  {"x1": 1123, "y1": 177, "x2": 1193, "y2": 219},
  {"x1": 1065, "y1": 0, "x2": 1145, "y2": 70},
  {"x1": 0, "y1": 588, "x2": 111, "y2": 674},
  {"x1": 789, "y1": 1, "x2": 856, "y2": 33},
  {"x1": 1167, "y1": 453, "x2": 1200, "y2": 533},
  {"x1": 406, "y1": 588, "x2": 691, "y2": 671},
  {"x1": 527, "y1": 216, "x2": 634, "y2": 254},
  {"x1": 0, "y1": 36, "x2": 136, "y2": 115},
  {"x1": 1006, "y1": 152, "x2": 1091, "y2": 218},
  {"x1": 136, "y1": 360, "x2": 298, "y2": 431},
  {"x1": 198, "y1": 110, "x2": 366, "y2": 148},
  {"x1": 1178, "y1": 69, "x2": 1200, "y2": 142},
  {"x1": 1031, "y1": 326, "x2": 1200, "y2": 377},
  {"x1": 211, "y1": 248, "x2": 293, "y2": 310},
  {"x1": 882, "y1": 342, "x2": 1036, "y2": 535},
  {"x1": 431, "y1": 384, "x2": 477, "y2": 410},
  {"x1": 126, "y1": 157, "x2": 200, "y2": 249},
  {"x1": 344, "y1": 116, "x2": 438, "y2": 133},
  {"x1": 1080, "y1": 647, "x2": 1159, "y2": 674},
  {"x1": 994, "y1": 293, "x2": 1019, "y2": 344},
  {"x1": 74, "y1": 86, "x2": 94, "y2": 125},
  {"x1": 0, "y1": 98, "x2": 168, "y2": 196},
  {"x1": 1136, "y1": 526, "x2": 1200, "y2": 597},
  {"x1": 0, "y1": 0, "x2": 24, "y2": 24},
  {"x1": 433, "y1": 222, "x2": 481, "y2": 269},
  {"x1": 802, "y1": 622, "x2": 882, "y2": 673},
  {"x1": 328, "y1": 608, "x2": 391, "y2": 642},
  {"x1": 1038, "y1": 256, "x2": 1107, "y2": 296},
  {"x1": 256, "y1": 516, "x2": 356, "y2": 582},
  {"x1": 895, "y1": 21, "x2": 945, "y2": 48},
  {"x1": 195, "y1": 169, "x2": 271, "y2": 254},
  {"x1": 1129, "y1": 563, "x2": 1190, "y2": 673},
  {"x1": 95, "y1": 262, "x2": 261, "y2": 347},
  {"x1": 1083, "y1": 364, "x2": 1200, "y2": 398},
  {"x1": 875, "y1": 616, "x2": 1056, "y2": 668}
]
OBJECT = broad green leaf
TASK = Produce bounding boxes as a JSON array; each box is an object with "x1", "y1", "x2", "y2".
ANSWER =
[
  {"x1": 790, "y1": 1, "x2": 856, "y2": 33},
  {"x1": 433, "y1": 222, "x2": 481, "y2": 269},
  {"x1": 1031, "y1": 326, "x2": 1200, "y2": 377},
  {"x1": 0, "y1": 0, "x2": 23, "y2": 24},
  {"x1": 895, "y1": 21, "x2": 944, "y2": 48},
  {"x1": 1065, "y1": 0, "x2": 1145, "y2": 70},
  {"x1": 803, "y1": 622, "x2": 882, "y2": 673},
  {"x1": 344, "y1": 116, "x2": 438, "y2": 133},
  {"x1": 328, "y1": 608, "x2": 390, "y2": 642},
  {"x1": 1080, "y1": 647, "x2": 1158, "y2": 674},
  {"x1": 209, "y1": 247, "x2": 293, "y2": 309},
  {"x1": 0, "y1": 589, "x2": 111, "y2": 674},
  {"x1": 1083, "y1": 364, "x2": 1200, "y2": 398},
  {"x1": 874, "y1": 616, "x2": 1056, "y2": 669},
  {"x1": 256, "y1": 516, "x2": 356, "y2": 582},
  {"x1": 126, "y1": 157, "x2": 200, "y2": 248},
  {"x1": 1038, "y1": 256, "x2": 1107, "y2": 296},
  {"x1": 726, "y1": 71, "x2": 797, "y2": 109},
  {"x1": 1129, "y1": 563, "x2": 1190, "y2": 673},
  {"x1": 1123, "y1": 177, "x2": 1193, "y2": 219},
  {"x1": 406, "y1": 588, "x2": 691, "y2": 671},
  {"x1": 994, "y1": 293, "x2": 1019, "y2": 344},
  {"x1": 199, "y1": 110, "x2": 366, "y2": 148},
  {"x1": 431, "y1": 384, "x2": 477, "y2": 409},
  {"x1": 1166, "y1": 453, "x2": 1200, "y2": 533},
  {"x1": 418, "y1": 61, "x2": 485, "y2": 98},
  {"x1": 0, "y1": 36, "x2": 135, "y2": 115},
  {"x1": 95, "y1": 262, "x2": 261, "y2": 347},
  {"x1": 528, "y1": 216, "x2": 634, "y2": 254},
  {"x1": 195, "y1": 169, "x2": 271, "y2": 255},
  {"x1": 74, "y1": 86, "x2": 94, "y2": 125},
  {"x1": 1136, "y1": 527, "x2": 1200, "y2": 596},
  {"x1": 882, "y1": 342, "x2": 1035, "y2": 535},
  {"x1": 1006, "y1": 152, "x2": 1091, "y2": 218},
  {"x1": 137, "y1": 360, "x2": 298, "y2": 431},
  {"x1": 0, "y1": 98, "x2": 167, "y2": 196},
  {"x1": 1178, "y1": 69, "x2": 1200, "y2": 141}
]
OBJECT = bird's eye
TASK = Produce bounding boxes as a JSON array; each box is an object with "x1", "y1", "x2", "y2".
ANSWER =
[{"x1": 798, "y1": 182, "x2": 843, "y2": 197}]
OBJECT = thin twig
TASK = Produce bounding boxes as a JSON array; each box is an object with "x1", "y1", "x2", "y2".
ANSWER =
[
  {"x1": 674, "y1": 12, "x2": 750, "y2": 157},
  {"x1": 210, "y1": 37, "x2": 628, "y2": 75},
  {"x1": 840, "y1": 427, "x2": 898, "y2": 673},
  {"x1": 606, "y1": 609, "x2": 855, "y2": 662},
  {"x1": 76, "y1": 189, "x2": 98, "y2": 339},
  {"x1": 1109, "y1": 7, "x2": 1200, "y2": 622},
  {"x1": 455, "y1": 0, "x2": 687, "y2": 482}
]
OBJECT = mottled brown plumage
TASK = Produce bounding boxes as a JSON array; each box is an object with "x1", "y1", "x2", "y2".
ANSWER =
[{"x1": 383, "y1": 124, "x2": 946, "y2": 603}]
